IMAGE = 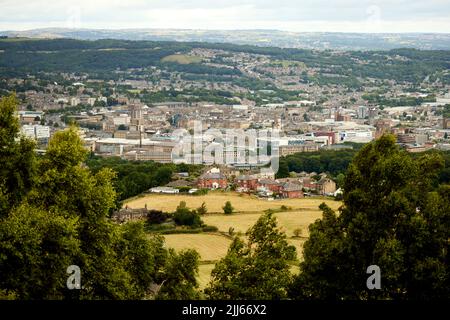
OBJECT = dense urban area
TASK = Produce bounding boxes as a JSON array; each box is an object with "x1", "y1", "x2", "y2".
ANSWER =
[{"x1": 0, "y1": 36, "x2": 449, "y2": 301}]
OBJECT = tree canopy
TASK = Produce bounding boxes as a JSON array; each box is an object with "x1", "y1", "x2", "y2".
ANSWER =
[
  {"x1": 0, "y1": 94, "x2": 199, "y2": 299},
  {"x1": 205, "y1": 212, "x2": 296, "y2": 299},
  {"x1": 289, "y1": 135, "x2": 449, "y2": 300}
]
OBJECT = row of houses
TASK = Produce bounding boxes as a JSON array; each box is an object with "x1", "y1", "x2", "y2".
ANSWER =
[{"x1": 195, "y1": 168, "x2": 337, "y2": 198}]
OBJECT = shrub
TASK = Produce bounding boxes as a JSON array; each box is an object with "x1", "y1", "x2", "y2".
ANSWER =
[
  {"x1": 293, "y1": 228, "x2": 303, "y2": 238},
  {"x1": 223, "y1": 201, "x2": 234, "y2": 215},
  {"x1": 197, "y1": 202, "x2": 207, "y2": 215},
  {"x1": 193, "y1": 189, "x2": 208, "y2": 196},
  {"x1": 160, "y1": 228, "x2": 203, "y2": 235},
  {"x1": 173, "y1": 210, "x2": 203, "y2": 228},
  {"x1": 173, "y1": 201, "x2": 203, "y2": 228},
  {"x1": 176, "y1": 186, "x2": 192, "y2": 193},
  {"x1": 202, "y1": 225, "x2": 218, "y2": 232},
  {"x1": 146, "y1": 210, "x2": 170, "y2": 225}
]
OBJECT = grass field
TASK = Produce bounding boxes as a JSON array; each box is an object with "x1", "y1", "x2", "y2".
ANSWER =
[
  {"x1": 125, "y1": 191, "x2": 340, "y2": 214},
  {"x1": 163, "y1": 233, "x2": 232, "y2": 261},
  {"x1": 161, "y1": 54, "x2": 203, "y2": 64},
  {"x1": 134, "y1": 192, "x2": 342, "y2": 289}
]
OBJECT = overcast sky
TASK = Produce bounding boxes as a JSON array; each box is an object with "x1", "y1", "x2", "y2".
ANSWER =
[{"x1": 1, "y1": 0, "x2": 449, "y2": 33}]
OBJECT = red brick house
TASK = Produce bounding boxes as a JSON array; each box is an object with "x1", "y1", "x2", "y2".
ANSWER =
[
  {"x1": 235, "y1": 175, "x2": 259, "y2": 192},
  {"x1": 197, "y1": 172, "x2": 228, "y2": 189},
  {"x1": 257, "y1": 179, "x2": 282, "y2": 193},
  {"x1": 281, "y1": 182, "x2": 304, "y2": 198}
]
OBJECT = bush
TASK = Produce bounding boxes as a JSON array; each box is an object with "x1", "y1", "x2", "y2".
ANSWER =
[
  {"x1": 160, "y1": 228, "x2": 203, "y2": 235},
  {"x1": 197, "y1": 202, "x2": 207, "y2": 215},
  {"x1": 293, "y1": 228, "x2": 303, "y2": 238},
  {"x1": 146, "y1": 210, "x2": 170, "y2": 225},
  {"x1": 176, "y1": 186, "x2": 192, "y2": 193},
  {"x1": 173, "y1": 201, "x2": 204, "y2": 228},
  {"x1": 202, "y1": 225, "x2": 218, "y2": 232},
  {"x1": 334, "y1": 193, "x2": 343, "y2": 201},
  {"x1": 223, "y1": 201, "x2": 234, "y2": 215},
  {"x1": 228, "y1": 227, "x2": 235, "y2": 236},
  {"x1": 193, "y1": 188, "x2": 208, "y2": 196},
  {"x1": 173, "y1": 210, "x2": 203, "y2": 228}
]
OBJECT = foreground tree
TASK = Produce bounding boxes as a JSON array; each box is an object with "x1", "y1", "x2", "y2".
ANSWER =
[
  {"x1": 0, "y1": 95, "x2": 200, "y2": 299},
  {"x1": 0, "y1": 94, "x2": 36, "y2": 218},
  {"x1": 205, "y1": 212, "x2": 296, "y2": 299},
  {"x1": 289, "y1": 135, "x2": 449, "y2": 300}
]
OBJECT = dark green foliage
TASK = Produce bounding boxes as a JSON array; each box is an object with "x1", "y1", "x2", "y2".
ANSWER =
[
  {"x1": 205, "y1": 212, "x2": 296, "y2": 299},
  {"x1": 289, "y1": 135, "x2": 450, "y2": 300},
  {"x1": 146, "y1": 210, "x2": 170, "y2": 225},
  {"x1": 0, "y1": 95, "x2": 36, "y2": 217},
  {"x1": 173, "y1": 201, "x2": 203, "y2": 228},
  {"x1": 0, "y1": 95, "x2": 200, "y2": 299},
  {"x1": 222, "y1": 201, "x2": 234, "y2": 215},
  {"x1": 86, "y1": 156, "x2": 201, "y2": 202},
  {"x1": 197, "y1": 202, "x2": 208, "y2": 215},
  {"x1": 1, "y1": 39, "x2": 449, "y2": 85},
  {"x1": 156, "y1": 249, "x2": 200, "y2": 300},
  {"x1": 202, "y1": 225, "x2": 218, "y2": 232}
]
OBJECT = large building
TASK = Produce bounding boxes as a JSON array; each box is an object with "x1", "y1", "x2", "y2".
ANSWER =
[
  {"x1": 94, "y1": 138, "x2": 176, "y2": 163},
  {"x1": 21, "y1": 124, "x2": 50, "y2": 140},
  {"x1": 279, "y1": 144, "x2": 319, "y2": 156}
]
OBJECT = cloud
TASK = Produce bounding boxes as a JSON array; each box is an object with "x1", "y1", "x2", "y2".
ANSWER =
[{"x1": 0, "y1": 0, "x2": 449, "y2": 32}]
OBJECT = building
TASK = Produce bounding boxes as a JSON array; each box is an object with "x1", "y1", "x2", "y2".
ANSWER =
[
  {"x1": 18, "y1": 111, "x2": 43, "y2": 124},
  {"x1": 316, "y1": 177, "x2": 337, "y2": 195},
  {"x1": 257, "y1": 179, "x2": 282, "y2": 193},
  {"x1": 235, "y1": 175, "x2": 259, "y2": 192},
  {"x1": 111, "y1": 208, "x2": 149, "y2": 223},
  {"x1": 94, "y1": 138, "x2": 176, "y2": 163},
  {"x1": 122, "y1": 148, "x2": 173, "y2": 163},
  {"x1": 279, "y1": 144, "x2": 319, "y2": 156},
  {"x1": 197, "y1": 172, "x2": 228, "y2": 189},
  {"x1": 281, "y1": 182, "x2": 304, "y2": 198},
  {"x1": 357, "y1": 106, "x2": 368, "y2": 119},
  {"x1": 149, "y1": 186, "x2": 179, "y2": 194},
  {"x1": 397, "y1": 134, "x2": 416, "y2": 144},
  {"x1": 21, "y1": 124, "x2": 50, "y2": 140}
]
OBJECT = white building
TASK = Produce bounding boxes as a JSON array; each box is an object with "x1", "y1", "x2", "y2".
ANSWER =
[{"x1": 21, "y1": 125, "x2": 50, "y2": 140}]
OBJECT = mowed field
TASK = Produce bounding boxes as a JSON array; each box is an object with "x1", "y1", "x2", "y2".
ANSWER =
[
  {"x1": 125, "y1": 191, "x2": 340, "y2": 214},
  {"x1": 132, "y1": 192, "x2": 342, "y2": 289},
  {"x1": 161, "y1": 54, "x2": 203, "y2": 64}
]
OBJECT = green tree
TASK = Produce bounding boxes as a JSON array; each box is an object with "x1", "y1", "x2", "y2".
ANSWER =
[
  {"x1": 156, "y1": 249, "x2": 200, "y2": 300},
  {"x1": 222, "y1": 201, "x2": 234, "y2": 215},
  {"x1": 0, "y1": 94, "x2": 36, "y2": 218},
  {"x1": 289, "y1": 135, "x2": 449, "y2": 300},
  {"x1": 173, "y1": 201, "x2": 203, "y2": 228},
  {"x1": 0, "y1": 103, "x2": 201, "y2": 299},
  {"x1": 197, "y1": 202, "x2": 208, "y2": 215},
  {"x1": 205, "y1": 212, "x2": 296, "y2": 299},
  {"x1": 335, "y1": 173, "x2": 345, "y2": 189},
  {"x1": 0, "y1": 204, "x2": 79, "y2": 299}
]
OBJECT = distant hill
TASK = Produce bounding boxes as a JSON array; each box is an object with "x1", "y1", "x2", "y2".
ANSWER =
[{"x1": 1, "y1": 28, "x2": 450, "y2": 51}]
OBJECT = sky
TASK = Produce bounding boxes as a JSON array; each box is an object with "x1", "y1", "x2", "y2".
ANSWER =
[{"x1": 1, "y1": 0, "x2": 450, "y2": 33}]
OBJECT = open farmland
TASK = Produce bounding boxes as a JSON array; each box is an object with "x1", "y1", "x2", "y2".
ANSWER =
[
  {"x1": 161, "y1": 54, "x2": 203, "y2": 64},
  {"x1": 125, "y1": 191, "x2": 341, "y2": 214},
  {"x1": 163, "y1": 233, "x2": 232, "y2": 262},
  {"x1": 134, "y1": 192, "x2": 342, "y2": 289}
]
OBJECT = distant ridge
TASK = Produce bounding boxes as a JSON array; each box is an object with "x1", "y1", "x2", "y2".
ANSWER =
[{"x1": 1, "y1": 28, "x2": 450, "y2": 50}]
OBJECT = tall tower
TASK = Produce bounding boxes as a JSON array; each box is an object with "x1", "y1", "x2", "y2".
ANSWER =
[{"x1": 130, "y1": 104, "x2": 143, "y2": 121}]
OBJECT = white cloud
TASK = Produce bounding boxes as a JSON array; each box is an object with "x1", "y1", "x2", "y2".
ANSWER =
[{"x1": 0, "y1": 0, "x2": 449, "y2": 32}]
